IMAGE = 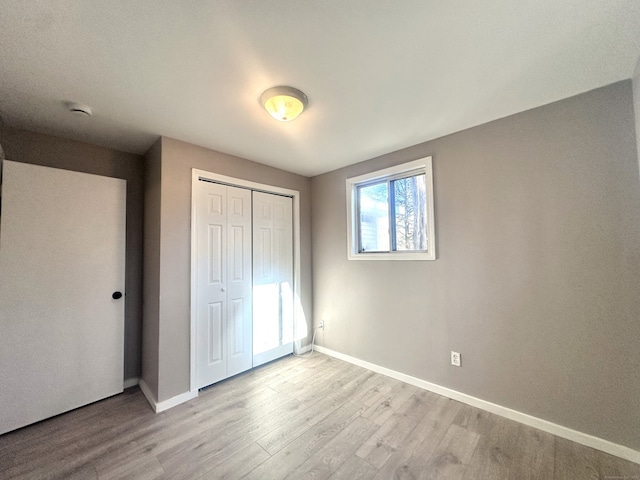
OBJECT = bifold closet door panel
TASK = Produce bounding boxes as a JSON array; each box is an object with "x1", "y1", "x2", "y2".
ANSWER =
[
  {"x1": 225, "y1": 186, "x2": 253, "y2": 378},
  {"x1": 194, "y1": 181, "x2": 252, "y2": 389},
  {"x1": 0, "y1": 160, "x2": 126, "y2": 435},
  {"x1": 252, "y1": 191, "x2": 294, "y2": 367}
]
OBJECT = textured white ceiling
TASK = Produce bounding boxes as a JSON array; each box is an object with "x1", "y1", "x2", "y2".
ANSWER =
[{"x1": 1, "y1": 1, "x2": 639, "y2": 176}]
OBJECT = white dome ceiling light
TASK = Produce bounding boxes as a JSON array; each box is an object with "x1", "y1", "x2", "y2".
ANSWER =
[
  {"x1": 65, "y1": 102, "x2": 93, "y2": 117},
  {"x1": 260, "y1": 86, "x2": 308, "y2": 122}
]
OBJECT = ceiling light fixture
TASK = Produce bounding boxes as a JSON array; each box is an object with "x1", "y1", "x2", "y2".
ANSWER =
[
  {"x1": 260, "y1": 86, "x2": 308, "y2": 122},
  {"x1": 65, "y1": 101, "x2": 93, "y2": 117}
]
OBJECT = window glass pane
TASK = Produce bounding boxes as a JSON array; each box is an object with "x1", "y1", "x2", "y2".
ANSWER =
[
  {"x1": 358, "y1": 182, "x2": 389, "y2": 252},
  {"x1": 393, "y1": 174, "x2": 427, "y2": 251}
]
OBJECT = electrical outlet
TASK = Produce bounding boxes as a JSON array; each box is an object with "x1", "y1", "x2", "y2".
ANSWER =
[
  {"x1": 451, "y1": 351, "x2": 461, "y2": 367},
  {"x1": 318, "y1": 320, "x2": 324, "y2": 329}
]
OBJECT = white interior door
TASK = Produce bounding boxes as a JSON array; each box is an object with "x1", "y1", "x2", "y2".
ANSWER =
[
  {"x1": 252, "y1": 191, "x2": 294, "y2": 367},
  {"x1": 194, "y1": 180, "x2": 252, "y2": 389},
  {"x1": 0, "y1": 161, "x2": 126, "y2": 435}
]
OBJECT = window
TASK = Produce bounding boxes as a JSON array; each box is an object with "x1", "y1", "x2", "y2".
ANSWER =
[{"x1": 346, "y1": 157, "x2": 435, "y2": 260}]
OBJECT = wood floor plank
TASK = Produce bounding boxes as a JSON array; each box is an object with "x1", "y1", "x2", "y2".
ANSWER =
[
  {"x1": 283, "y1": 416, "x2": 379, "y2": 480},
  {"x1": 187, "y1": 442, "x2": 271, "y2": 480},
  {"x1": 553, "y1": 437, "x2": 600, "y2": 480},
  {"x1": 0, "y1": 388, "x2": 146, "y2": 457},
  {"x1": 1, "y1": 353, "x2": 638, "y2": 480},
  {"x1": 157, "y1": 399, "x2": 307, "y2": 477},
  {"x1": 96, "y1": 456, "x2": 164, "y2": 480},
  {"x1": 156, "y1": 428, "x2": 244, "y2": 478},
  {"x1": 371, "y1": 396, "x2": 464, "y2": 480},
  {"x1": 0, "y1": 390, "x2": 155, "y2": 479},
  {"x1": 453, "y1": 404, "x2": 499, "y2": 435},
  {"x1": 292, "y1": 363, "x2": 363, "y2": 406},
  {"x1": 254, "y1": 394, "x2": 339, "y2": 455},
  {"x1": 255, "y1": 369, "x2": 375, "y2": 455},
  {"x1": 421, "y1": 424, "x2": 480, "y2": 480},
  {"x1": 95, "y1": 385, "x2": 285, "y2": 476},
  {"x1": 326, "y1": 455, "x2": 379, "y2": 480},
  {"x1": 281, "y1": 357, "x2": 355, "y2": 388},
  {"x1": 361, "y1": 380, "x2": 418, "y2": 425},
  {"x1": 276, "y1": 398, "x2": 366, "y2": 460},
  {"x1": 244, "y1": 399, "x2": 366, "y2": 480},
  {"x1": 65, "y1": 465, "x2": 100, "y2": 480},
  {"x1": 357, "y1": 374, "x2": 400, "y2": 408},
  {"x1": 356, "y1": 391, "x2": 437, "y2": 469},
  {"x1": 508, "y1": 424, "x2": 555, "y2": 480},
  {"x1": 356, "y1": 412, "x2": 419, "y2": 468},
  {"x1": 462, "y1": 414, "x2": 519, "y2": 480},
  {"x1": 324, "y1": 370, "x2": 379, "y2": 404},
  {"x1": 597, "y1": 449, "x2": 640, "y2": 479},
  {"x1": 268, "y1": 355, "x2": 333, "y2": 389}
]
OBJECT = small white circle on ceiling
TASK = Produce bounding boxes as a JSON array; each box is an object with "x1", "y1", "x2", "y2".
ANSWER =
[{"x1": 65, "y1": 102, "x2": 93, "y2": 117}]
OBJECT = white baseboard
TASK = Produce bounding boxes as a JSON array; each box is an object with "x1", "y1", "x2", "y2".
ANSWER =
[
  {"x1": 314, "y1": 345, "x2": 640, "y2": 465},
  {"x1": 155, "y1": 389, "x2": 198, "y2": 413},
  {"x1": 123, "y1": 377, "x2": 139, "y2": 389},
  {"x1": 138, "y1": 378, "x2": 198, "y2": 413},
  {"x1": 137, "y1": 378, "x2": 157, "y2": 411}
]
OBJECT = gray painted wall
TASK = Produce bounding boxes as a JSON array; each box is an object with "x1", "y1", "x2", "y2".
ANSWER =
[
  {"x1": 142, "y1": 139, "x2": 162, "y2": 398},
  {"x1": 311, "y1": 81, "x2": 640, "y2": 451},
  {"x1": 145, "y1": 137, "x2": 313, "y2": 402},
  {"x1": 1, "y1": 126, "x2": 145, "y2": 381},
  {"x1": 634, "y1": 57, "x2": 640, "y2": 173}
]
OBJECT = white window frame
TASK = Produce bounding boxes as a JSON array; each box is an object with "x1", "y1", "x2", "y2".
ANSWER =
[{"x1": 346, "y1": 157, "x2": 436, "y2": 261}]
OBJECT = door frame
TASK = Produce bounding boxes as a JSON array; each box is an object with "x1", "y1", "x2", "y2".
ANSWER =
[{"x1": 190, "y1": 168, "x2": 302, "y2": 394}]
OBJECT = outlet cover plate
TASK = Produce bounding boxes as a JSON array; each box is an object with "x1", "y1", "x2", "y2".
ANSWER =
[{"x1": 451, "y1": 351, "x2": 461, "y2": 367}]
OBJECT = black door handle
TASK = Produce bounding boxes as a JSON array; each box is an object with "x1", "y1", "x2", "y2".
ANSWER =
[{"x1": 112, "y1": 291, "x2": 123, "y2": 300}]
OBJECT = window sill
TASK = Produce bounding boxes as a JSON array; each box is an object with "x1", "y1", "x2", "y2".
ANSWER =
[{"x1": 348, "y1": 251, "x2": 435, "y2": 261}]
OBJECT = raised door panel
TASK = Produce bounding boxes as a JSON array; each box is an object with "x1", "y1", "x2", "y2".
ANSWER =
[
  {"x1": 229, "y1": 298, "x2": 245, "y2": 357},
  {"x1": 207, "y1": 302, "x2": 224, "y2": 365},
  {"x1": 208, "y1": 224, "x2": 224, "y2": 285}
]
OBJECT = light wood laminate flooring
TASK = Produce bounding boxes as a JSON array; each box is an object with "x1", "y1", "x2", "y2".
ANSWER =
[{"x1": 1, "y1": 353, "x2": 639, "y2": 479}]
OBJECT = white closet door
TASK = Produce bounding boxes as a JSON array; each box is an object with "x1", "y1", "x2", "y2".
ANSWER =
[
  {"x1": 194, "y1": 181, "x2": 252, "y2": 388},
  {"x1": 252, "y1": 191, "x2": 293, "y2": 367},
  {"x1": 225, "y1": 186, "x2": 253, "y2": 377},
  {"x1": 0, "y1": 161, "x2": 126, "y2": 435}
]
